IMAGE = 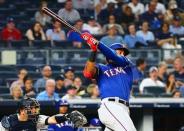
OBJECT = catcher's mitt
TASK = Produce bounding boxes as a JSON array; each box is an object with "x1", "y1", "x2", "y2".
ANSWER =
[{"x1": 67, "y1": 110, "x2": 87, "y2": 128}]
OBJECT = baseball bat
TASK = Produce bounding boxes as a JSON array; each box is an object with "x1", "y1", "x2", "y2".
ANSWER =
[{"x1": 42, "y1": 7, "x2": 82, "y2": 35}]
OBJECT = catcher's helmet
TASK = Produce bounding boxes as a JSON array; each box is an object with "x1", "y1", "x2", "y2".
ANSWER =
[
  {"x1": 110, "y1": 43, "x2": 129, "y2": 56},
  {"x1": 18, "y1": 97, "x2": 40, "y2": 122}
]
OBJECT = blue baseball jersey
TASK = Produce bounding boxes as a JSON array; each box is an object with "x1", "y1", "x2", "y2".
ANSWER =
[
  {"x1": 48, "y1": 120, "x2": 76, "y2": 131},
  {"x1": 96, "y1": 63, "x2": 133, "y2": 101}
]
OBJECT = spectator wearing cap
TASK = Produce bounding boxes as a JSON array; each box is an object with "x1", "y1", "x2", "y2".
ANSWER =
[
  {"x1": 67, "y1": 19, "x2": 86, "y2": 48},
  {"x1": 62, "y1": 85, "x2": 82, "y2": 99},
  {"x1": 139, "y1": 66, "x2": 166, "y2": 94},
  {"x1": 48, "y1": 99, "x2": 75, "y2": 131},
  {"x1": 86, "y1": 84, "x2": 100, "y2": 99},
  {"x1": 132, "y1": 58, "x2": 147, "y2": 84},
  {"x1": 157, "y1": 61, "x2": 168, "y2": 83},
  {"x1": 124, "y1": 24, "x2": 147, "y2": 48},
  {"x1": 34, "y1": 1, "x2": 51, "y2": 26},
  {"x1": 0, "y1": 17, "x2": 22, "y2": 41},
  {"x1": 36, "y1": 79, "x2": 59, "y2": 101},
  {"x1": 89, "y1": 118, "x2": 102, "y2": 130},
  {"x1": 73, "y1": 77, "x2": 86, "y2": 97},
  {"x1": 169, "y1": 16, "x2": 184, "y2": 36},
  {"x1": 55, "y1": 75, "x2": 67, "y2": 94},
  {"x1": 100, "y1": 24, "x2": 124, "y2": 47},
  {"x1": 82, "y1": 16, "x2": 103, "y2": 35},
  {"x1": 34, "y1": 65, "x2": 52, "y2": 92},
  {"x1": 97, "y1": 0, "x2": 118, "y2": 25},
  {"x1": 102, "y1": 15, "x2": 124, "y2": 35},
  {"x1": 58, "y1": 0, "x2": 80, "y2": 24},
  {"x1": 64, "y1": 66, "x2": 75, "y2": 87},
  {"x1": 128, "y1": 0, "x2": 144, "y2": 17},
  {"x1": 46, "y1": 19, "x2": 66, "y2": 41}
]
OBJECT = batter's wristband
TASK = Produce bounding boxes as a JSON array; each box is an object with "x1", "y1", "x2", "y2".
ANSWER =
[
  {"x1": 55, "y1": 115, "x2": 68, "y2": 123},
  {"x1": 89, "y1": 51, "x2": 97, "y2": 62}
]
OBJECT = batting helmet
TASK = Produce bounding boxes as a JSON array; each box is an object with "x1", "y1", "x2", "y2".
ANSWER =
[
  {"x1": 18, "y1": 97, "x2": 40, "y2": 122},
  {"x1": 110, "y1": 43, "x2": 129, "y2": 56}
]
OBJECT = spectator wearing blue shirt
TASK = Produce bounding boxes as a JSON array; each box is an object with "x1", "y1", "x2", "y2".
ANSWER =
[
  {"x1": 46, "y1": 19, "x2": 66, "y2": 41},
  {"x1": 124, "y1": 24, "x2": 147, "y2": 48},
  {"x1": 100, "y1": 24, "x2": 124, "y2": 47},
  {"x1": 136, "y1": 21, "x2": 155, "y2": 42},
  {"x1": 34, "y1": 65, "x2": 52, "y2": 92},
  {"x1": 36, "y1": 79, "x2": 59, "y2": 101},
  {"x1": 169, "y1": 16, "x2": 184, "y2": 36},
  {"x1": 67, "y1": 19, "x2": 86, "y2": 48}
]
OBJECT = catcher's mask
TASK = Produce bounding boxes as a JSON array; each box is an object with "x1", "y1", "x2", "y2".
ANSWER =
[{"x1": 18, "y1": 97, "x2": 40, "y2": 123}]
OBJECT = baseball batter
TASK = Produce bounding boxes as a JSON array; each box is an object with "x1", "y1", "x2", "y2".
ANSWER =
[{"x1": 82, "y1": 32, "x2": 136, "y2": 131}]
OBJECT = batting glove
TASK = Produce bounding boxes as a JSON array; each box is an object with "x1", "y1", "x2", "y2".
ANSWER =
[{"x1": 81, "y1": 32, "x2": 98, "y2": 51}]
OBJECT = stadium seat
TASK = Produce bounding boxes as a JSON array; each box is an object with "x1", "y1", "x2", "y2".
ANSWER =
[
  {"x1": 0, "y1": 87, "x2": 10, "y2": 94},
  {"x1": 32, "y1": 40, "x2": 51, "y2": 48},
  {"x1": 53, "y1": 40, "x2": 73, "y2": 49},
  {"x1": 143, "y1": 86, "x2": 166, "y2": 97},
  {"x1": 0, "y1": 94, "x2": 13, "y2": 99},
  {"x1": 132, "y1": 85, "x2": 140, "y2": 95},
  {"x1": 159, "y1": 93, "x2": 172, "y2": 98},
  {"x1": 50, "y1": 51, "x2": 66, "y2": 65},
  {"x1": 0, "y1": 65, "x2": 16, "y2": 72},
  {"x1": 0, "y1": 40, "x2": 9, "y2": 48},
  {"x1": 15, "y1": 65, "x2": 38, "y2": 72},
  {"x1": 10, "y1": 40, "x2": 29, "y2": 48},
  {"x1": 134, "y1": 93, "x2": 155, "y2": 98}
]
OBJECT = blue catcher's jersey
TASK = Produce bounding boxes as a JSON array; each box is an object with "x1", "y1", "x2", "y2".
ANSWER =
[
  {"x1": 96, "y1": 63, "x2": 133, "y2": 101},
  {"x1": 48, "y1": 120, "x2": 76, "y2": 131}
]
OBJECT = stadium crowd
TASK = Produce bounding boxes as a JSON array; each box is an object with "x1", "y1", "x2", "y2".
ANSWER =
[{"x1": 0, "y1": 0, "x2": 184, "y2": 100}]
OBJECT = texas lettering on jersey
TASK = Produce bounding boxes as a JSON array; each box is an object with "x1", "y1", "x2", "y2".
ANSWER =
[{"x1": 104, "y1": 67, "x2": 126, "y2": 77}]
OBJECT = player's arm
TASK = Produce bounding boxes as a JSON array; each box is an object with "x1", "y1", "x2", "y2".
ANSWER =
[
  {"x1": 81, "y1": 32, "x2": 130, "y2": 67},
  {"x1": 83, "y1": 51, "x2": 98, "y2": 79}
]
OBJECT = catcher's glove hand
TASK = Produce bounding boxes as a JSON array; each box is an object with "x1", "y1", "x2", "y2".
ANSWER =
[{"x1": 67, "y1": 110, "x2": 87, "y2": 128}]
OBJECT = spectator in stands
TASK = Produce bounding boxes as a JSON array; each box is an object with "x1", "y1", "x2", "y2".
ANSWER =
[
  {"x1": 156, "y1": 23, "x2": 181, "y2": 60},
  {"x1": 169, "y1": 16, "x2": 184, "y2": 36},
  {"x1": 120, "y1": 5, "x2": 135, "y2": 29},
  {"x1": 172, "y1": 90, "x2": 181, "y2": 98},
  {"x1": 140, "y1": 1, "x2": 160, "y2": 30},
  {"x1": 67, "y1": 19, "x2": 85, "y2": 48},
  {"x1": 157, "y1": 61, "x2": 168, "y2": 83},
  {"x1": 145, "y1": 0, "x2": 166, "y2": 15},
  {"x1": 102, "y1": 14, "x2": 124, "y2": 35},
  {"x1": 139, "y1": 66, "x2": 166, "y2": 94},
  {"x1": 97, "y1": 0, "x2": 117, "y2": 25},
  {"x1": 35, "y1": 1, "x2": 51, "y2": 26},
  {"x1": 166, "y1": 73, "x2": 176, "y2": 94},
  {"x1": 172, "y1": 56, "x2": 184, "y2": 87},
  {"x1": 34, "y1": 65, "x2": 52, "y2": 92},
  {"x1": 95, "y1": 0, "x2": 107, "y2": 16},
  {"x1": 0, "y1": 17, "x2": 22, "y2": 41},
  {"x1": 133, "y1": 58, "x2": 147, "y2": 84},
  {"x1": 46, "y1": 19, "x2": 66, "y2": 41},
  {"x1": 10, "y1": 69, "x2": 28, "y2": 89},
  {"x1": 25, "y1": 22, "x2": 46, "y2": 41},
  {"x1": 73, "y1": 77, "x2": 86, "y2": 97},
  {"x1": 58, "y1": 0, "x2": 80, "y2": 24},
  {"x1": 164, "y1": 0, "x2": 178, "y2": 24},
  {"x1": 72, "y1": 0, "x2": 94, "y2": 10},
  {"x1": 136, "y1": 21, "x2": 155, "y2": 42},
  {"x1": 62, "y1": 85, "x2": 82, "y2": 99},
  {"x1": 124, "y1": 24, "x2": 147, "y2": 48},
  {"x1": 86, "y1": 84, "x2": 99, "y2": 99},
  {"x1": 10, "y1": 85, "x2": 23, "y2": 100},
  {"x1": 100, "y1": 24, "x2": 124, "y2": 47},
  {"x1": 64, "y1": 66, "x2": 75, "y2": 87},
  {"x1": 55, "y1": 75, "x2": 67, "y2": 94},
  {"x1": 128, "y1": 0, "x2": 144, "y2": 19},
  {"x1": 36, "y1": 79, "x2": 59, "y2": 101},
  {"x1": 22, "y1": 75, "x2": 36, "y2": 97},
  {"x1": 83, "y1": 16, "x2": 103, "y2": 35}
]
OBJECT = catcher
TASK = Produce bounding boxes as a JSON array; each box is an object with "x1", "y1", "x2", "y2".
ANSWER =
[{"x1": 0, "y1": 97, "x2": 87, "y2": 131}]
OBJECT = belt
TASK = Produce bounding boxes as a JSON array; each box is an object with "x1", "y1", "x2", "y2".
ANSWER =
[{"x1": 107, "y1": 98, "x2": 129, "y2": 107}]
